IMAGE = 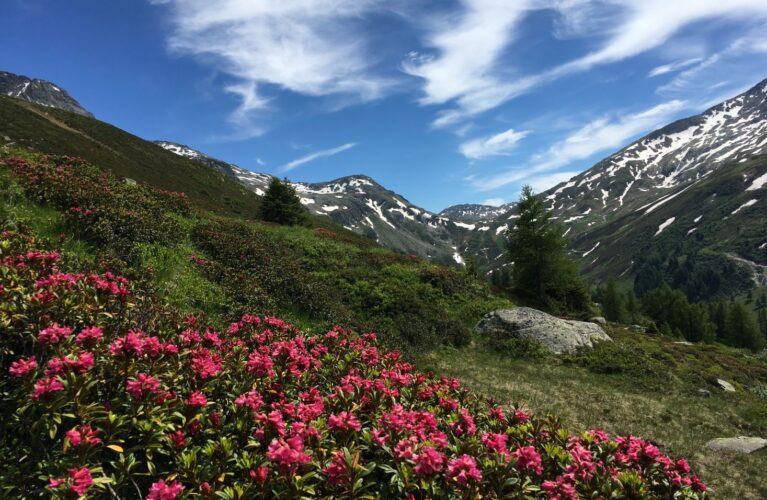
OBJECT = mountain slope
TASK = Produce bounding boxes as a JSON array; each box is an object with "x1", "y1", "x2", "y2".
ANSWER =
[
  {"x1": 156, "y1": 141, "x2": 466, "y2": 264},
  {"x1": 0, "y1": 70, "x2": 92, "y2": 117},
  {"x1": 460, "y1": 78, "x2": 767, "y2": 294},
  {"x1": 0, "y1": 95, "x2": 260, "y2": 217}
]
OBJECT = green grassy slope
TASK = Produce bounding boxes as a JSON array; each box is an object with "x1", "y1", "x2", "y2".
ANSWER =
[
  {"x1": 0, "y1": 95, "x2": 261, "y2": 217},
  {"x1": 421, "y1": 326, "x2": 767, "y2": 499}
]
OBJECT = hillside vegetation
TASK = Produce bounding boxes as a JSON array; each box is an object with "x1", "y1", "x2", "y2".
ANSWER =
[{"x1": 0, "y1": 154, "x2": 715, "y2": 498}]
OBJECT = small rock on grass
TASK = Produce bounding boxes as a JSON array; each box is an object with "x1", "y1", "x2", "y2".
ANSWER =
[
  {"x1": 716, "y1": 379, "x2": 736, "y2": 392},
  {"x1": 705, "y1": 436, "x2": 767, "y2": 454}
]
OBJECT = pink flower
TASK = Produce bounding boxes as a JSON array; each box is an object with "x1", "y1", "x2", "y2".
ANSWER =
[
  {"x1": 186, "y1": 391, "x2": 207, "y2": 408},
  {"x1": 323, "y1": 450, "x2": 350, "y2": 485},
  {"x1": 328, "y1": 411, "x2": 362, "y2": 433},
  {"x1": 68, "y1": 467, "x2": 93, "y2": 497},
  {"x1": 75, "y1": 326, "x2": 103, "y2": 346},
  {"x1": 126, "y1": 373, "x2": 161, "y2": 398},
  {"x1": 147, "y1": 480, "x2": 185, "y2": 500},
  {"x1": 511, "y1": 446, "x2": 543, "y2": 475},
  {"x1": 249, "y1": 466, "x2": 269, "y2": 484},
  {"x1": 234, "y1": 390, "x2": 264, "y2": 412},
  {"x1": 451, "y1": 408, "x2": 477, "y2": 437},
  {"x1": 413, "y1": 446, "x2": 445, "y2": 476},
  {"x1": 246, "y1": 351, "x2": 275, "y2": 377},
  {"x1": 9, "y1": 357, "x2": 37, "y2": 377},
  {"x1": 66, "y1": 425, "x2": 102, "y2": 447},
  {"x1": 169, "y1": 430, "x2": 187, "y2": 449},
  {"x1": 446, "y1": 454, "x2": 482, "y2": 485},
  {"x1": 31, "y1": 376, "x2": 65, "y2": 399},
  {"x1": 266, "y1": 436, "x2": 311, "y2": 473},
  {"x1": 38, "y1": 323, "x2": 73, "y2": 344},
  {"x1": 47, "y1": 478, "x2": 65, "y2": 489},
  {"x1": 481, "y1": 432, "x2": 510, "y2": 461}
]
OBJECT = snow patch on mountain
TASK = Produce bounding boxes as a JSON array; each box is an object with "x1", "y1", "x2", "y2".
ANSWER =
[{"x1": 655, "y1": 217, "x2": 676, "y2": 236}]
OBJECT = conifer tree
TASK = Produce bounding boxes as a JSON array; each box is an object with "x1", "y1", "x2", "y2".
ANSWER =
[
  {"x1": 259, "y1": 177, "x2": 306, "y2": 226},
  {"x1": 726, "y1": 302, "x2": 764, "y2": 351},
  {"x1": 505, "y1": 185, "x2": 590, "y2": 313},
  {"x1": 602, "y1": 281, "x2": 628, "y2": 323}
]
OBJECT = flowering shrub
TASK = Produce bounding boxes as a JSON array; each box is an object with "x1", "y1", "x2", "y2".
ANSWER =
[
  {"x1": 2, "y1": 155, "x2": 190, "y2": 260},
  {"x1": 0, "y1": 230, "x2": 708, "y2": 498}
]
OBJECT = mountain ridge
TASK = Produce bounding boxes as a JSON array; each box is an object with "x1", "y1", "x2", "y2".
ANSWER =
[{"x1": 0, "y1": 70, "x2": 92, "y2": 117}]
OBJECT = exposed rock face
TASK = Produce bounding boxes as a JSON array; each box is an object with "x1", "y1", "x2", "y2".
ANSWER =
[
  {"x1": 705, "y1": 436, "x2": 767, "y2": 454},
  {"x1": 590, "y1": 316, "x2": 607, "y2": 325},
  {"x1": 0, "y1": 71, "x2": 92, "y2": 117},
  {"x1": 475, "y1": 307, "x2": 611, "y2": 355}
]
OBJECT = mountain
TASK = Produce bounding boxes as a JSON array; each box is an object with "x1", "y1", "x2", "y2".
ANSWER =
[
  {"x1": 462, "y1": 77, "x2": 767, "y2": 296},
  {"x1": 156, "y1": 141, "x2": 465, "y2": 264},
  {"x1": 0, "y1": 70, "x2": 92, "y2": 117},
  {"x1": 0, "y1": 94, "x2": 260, "y2": 216},
  {"x1": 438, "y1": 203, "x2": 510, "y2": 222}
]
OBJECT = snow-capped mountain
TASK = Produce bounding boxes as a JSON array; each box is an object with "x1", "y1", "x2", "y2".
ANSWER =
[
  {"x1": 0, "y1": 71, "x2": 92, "y2": 117},
  {"x1": 156, "y1": 142, "x2": 464, "y2": 264},
  {"x1": 438, "y1": 203, "x2": 511, "y2": 222},
  {"x1": 460, "y1": 77, "x2": 767, "y2": 288}
]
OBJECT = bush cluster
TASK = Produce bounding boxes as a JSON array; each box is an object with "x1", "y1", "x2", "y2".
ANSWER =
[
  {"x1": 0, "y1": 229, "x2": 708, "y2": 498},
  {"x1": 3, "y1": 155, "x2": 190, "y2": 261}
]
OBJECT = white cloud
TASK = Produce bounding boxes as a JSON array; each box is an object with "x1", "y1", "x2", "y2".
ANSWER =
[
  {"x1": 413, "y1": 0, "x2": 767, "y2": 127},
  {"x1": 459, "y1": 128, "x2": 530, "y2": 159},
  {"x1": 481, "y1": 197, "x2": 506, "y2": 206},
  {"x1": 526, "y1": 171, "x2": 579, "y2": 193},
  {"x1": 281, "y1": 143, "x2": 357, "y2": 172},
  {"x1": 255, "y1": 158, "x2": 266, "y2": 167},
  {"x1": 648, "y1": 57, "x2": 704, "y2": 77},
  {"x1": 154, "y1": 0, "x2": 398, "y2": 132},
  {"x1": 469, "y1": 99, "x2": 688, "y2": 190}
]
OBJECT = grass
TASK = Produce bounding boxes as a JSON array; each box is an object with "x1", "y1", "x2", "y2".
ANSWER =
[{"x1": 420, "y1": 327, "x2": 767, "y2": 499}]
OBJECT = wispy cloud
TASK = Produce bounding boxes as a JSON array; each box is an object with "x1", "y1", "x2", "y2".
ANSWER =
[
  {"x1": 153, "y1": 0, "x2": 399, "y2": 135},
  {"x1": 281, "y1": 143, "x2": 357, "y2": 172},
  {"x1": 411, "y1": 0, "x2": 767, "y2": 127},
  {"x1": 481, "y1": 197, "x2": 506, "y2": 206},
  {"x1": 459, "y1": 128, "x2": 530, "y2": 160},
  {"x1": 648, "y1": 57, "x2": 704, "y2": 77},
  {"x1": 469, "y1": 99, "x2": 688, "y2": 191},
  {"x1": 525, "y1": 171, "x2": 579, "y2": 193}
]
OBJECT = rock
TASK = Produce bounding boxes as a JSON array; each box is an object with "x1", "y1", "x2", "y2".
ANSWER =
[
  {"x1": 697, "y1": 389, "x2": 711, "y2": 398},
  {"x1": 589, "y1": 316, "x2": 607, "y2": 325},
  {"x1": 705, "y1": 436, "x2": 767, "y2": 454},
  {"x1": 475, "y1": 307, "x2": 612, "y2": 355},
  {"x1": 674, "y1": 341, "x2": 693, "y2": 345},
  {"x1": 716, "y1": 379, "x2": 736, "y2": 392},
  {"x1": 629, "y1": 324, "x2": 647, "y2": 333}
]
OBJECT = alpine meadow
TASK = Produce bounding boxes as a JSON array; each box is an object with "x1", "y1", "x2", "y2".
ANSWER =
[{"x1": 1, "y1": 1, "x2": 767, "y2": 499}]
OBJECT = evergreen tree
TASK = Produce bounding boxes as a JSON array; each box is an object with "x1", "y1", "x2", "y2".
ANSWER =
[
  {"x1": 726, "y1": 302, "x2": 764, "y2": 351},
  {"x1": 625, "y1": 290, "x2": 640, "y2": 324},
  {"x1": 259, "y1": 177, "x2": 306, "y2": 226},
  {"x1": 464, "y1": 255, "x2": 478, "y2": 278},
  {"x1": 505, "y1": 185, "x2": 590, "y2": 313},
  {"x1": 490, "y1": 270, "x2": 501, "y2": 287},
  {"x1": 602, "y1": 281, "x2": 628, "y2": 323},
  {"x1": 711, "y1": 301, "x2": 729, "y2": 341}
]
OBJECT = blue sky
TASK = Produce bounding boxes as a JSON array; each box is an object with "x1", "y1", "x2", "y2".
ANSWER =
[{"x1": 3, "y1": 0, "x2": 767, "y2": 212}]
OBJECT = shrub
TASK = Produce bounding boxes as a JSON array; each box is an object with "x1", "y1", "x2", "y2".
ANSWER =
[{"x1": 0, "y1": 229, "x2": 708, "y2": 498}]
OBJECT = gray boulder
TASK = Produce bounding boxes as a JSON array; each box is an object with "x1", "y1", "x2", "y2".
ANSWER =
[
  {"x1": 716, "y1": 379, "x2": 736, "y2": 392},
  {"x1": 475, "y1": 307, "x2": 611, "y2": 355},
  {"x1": 589, "y1": 316, "x2": 607, "y2": 325},
  {"x1": 705, "y1": 436, "x2": 767, "y2": 454}
]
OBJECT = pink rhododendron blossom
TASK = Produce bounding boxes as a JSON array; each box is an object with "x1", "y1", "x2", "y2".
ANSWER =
[
  {"x1": 446, "y1": 454, "x2": 482, "y2": 485},
  {"x1": 186, "y1": 391, "x2": 207, "y2": 408},
  {"x1": 266, "y1": 436, "x2": 311, "y2": 473},
  {"x1": 9, "y1": 357, "x2": 37, "y2": 377},
  {"x1": 147, "y1": 480, "x2": 185, "y2": 500},
  {"x1": 66, "y1": 425, "x2": 102, "y2": 447},
  {"x1": 75, "y1": 326, "x2": 103, "y2": 345},
  {"x1": 512, "y1": 446, "x2": 543, "y2": 475},
  {"x1": 413, "y1": 446, "x2": 445, "y2": 476},
  {"x1": 31, "y1": 376, "x2": 65, "y2": 399},
  {"x1": 38, "y1": 323, "x2": 72, "y2": 344},
  {"x1": 126, "y1": 373, "x2": 160, "y2": 398},
  {"x1": 328, "y1": 411, "x2": 362, "y2": 433}
]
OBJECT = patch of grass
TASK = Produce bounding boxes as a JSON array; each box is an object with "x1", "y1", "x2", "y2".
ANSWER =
[{"x1": 421, "y1": 330, "x2": 767, "y2": 499}]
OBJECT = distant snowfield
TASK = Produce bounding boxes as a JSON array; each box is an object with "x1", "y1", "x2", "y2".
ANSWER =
[
  {"x1": 731, "y1": 199, "x2": 758, "y2": 215},
  {"x1": 655, "y1": 217, "x2": 675, "y2": 236},
  {"x1": 746, "y1": 172, "x2": 767, "y2": 191}
]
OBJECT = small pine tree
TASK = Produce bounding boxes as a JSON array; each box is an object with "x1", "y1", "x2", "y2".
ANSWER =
[
  {"x1": 464, "y1": 255, "x2": 478, "y2": 278},
  {"x1": 726, "y1": 302, "x2": 764, "y2": 352},
  {"x1": 602, "y1": 281, "x2": 628, "y2": 323},
  {"x1": 259, "y1": 177, "x2": 306, "y2": 226},
  {"x1": 505, "y1": 185, "x2": 590, "y2": 313},
  {"x1": 625, "y1": 290, "x2": 640, "y2": 324}
]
